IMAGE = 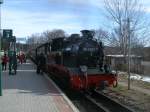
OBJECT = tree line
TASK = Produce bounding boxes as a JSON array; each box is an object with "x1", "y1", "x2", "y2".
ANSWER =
[{"x1": 26, "y1": 29, "x2": 66, "y2": 49}]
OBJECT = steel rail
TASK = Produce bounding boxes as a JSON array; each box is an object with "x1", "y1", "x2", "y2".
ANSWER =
[{"x1": 84, "y1": 90, "x2": 135, "y2": 112}]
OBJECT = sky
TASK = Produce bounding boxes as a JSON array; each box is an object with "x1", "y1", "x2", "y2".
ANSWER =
[{"x1": 1, "y1": 0, "x2": 150, "y2": 38}]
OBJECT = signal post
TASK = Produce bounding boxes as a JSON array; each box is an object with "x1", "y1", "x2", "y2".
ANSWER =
[{"x1": 0, "y1": 0, "x2": 3, "y2": 96}]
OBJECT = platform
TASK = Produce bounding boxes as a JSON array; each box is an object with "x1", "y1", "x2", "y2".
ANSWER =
[{"x1": 0, "y1": 61, "x2": 79, "y2": 112}]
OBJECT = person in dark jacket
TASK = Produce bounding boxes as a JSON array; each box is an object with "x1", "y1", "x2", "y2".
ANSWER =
[
  {"x1": 36, "y1": 53, "x2": 46, "y2": 75},
  {"x1": 9, "y1": 55, "x2": 13, "y2": 75},
  {"x1": 13, "y1": 52, "x2": 17, "y2": 74},
  {"x1": 36, "y1": 54, "x2": 40, "y2": 74}
]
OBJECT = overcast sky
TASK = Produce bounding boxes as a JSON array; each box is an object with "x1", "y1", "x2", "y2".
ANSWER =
[{"x1": 1, "y1": 0, "x2": 150, "y2": 37}]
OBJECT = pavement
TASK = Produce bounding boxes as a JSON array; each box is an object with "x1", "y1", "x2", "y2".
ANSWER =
[{"x1": 0, "y1": 61, "x2": 79, "y2": 112}]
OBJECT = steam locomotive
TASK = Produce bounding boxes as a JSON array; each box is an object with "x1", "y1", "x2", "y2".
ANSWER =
[{"x1": 31, "y1": 30, "x2": 117, "y2": 91}]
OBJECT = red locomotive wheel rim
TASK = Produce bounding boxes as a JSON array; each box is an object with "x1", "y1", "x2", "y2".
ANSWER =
[{"x1": 113, "y1": 80, "x2": 118, "y2": 88}]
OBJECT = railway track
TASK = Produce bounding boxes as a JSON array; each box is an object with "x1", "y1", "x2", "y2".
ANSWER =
[
  {"x1": 84, "y1": 90, "x2": 135, "y2": 112},
  {"x1": 48, "y1": 74, "x2": 135, "y2": 112}
]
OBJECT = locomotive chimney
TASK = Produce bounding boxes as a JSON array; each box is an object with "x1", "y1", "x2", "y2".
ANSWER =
[
  {"x1": 81, "y1": 30, "x2": 95, "y2": 39},
  {"x1": 68, "y1": 34, "x2": 80, "y2": 42},
  {"x1": 70, "y1": 34, "x2": 80, "y2": 38}
]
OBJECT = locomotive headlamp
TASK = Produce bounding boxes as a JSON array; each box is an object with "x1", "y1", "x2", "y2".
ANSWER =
[{"x1": 80, "y1": 66, "x2": 87, "y2": 73}]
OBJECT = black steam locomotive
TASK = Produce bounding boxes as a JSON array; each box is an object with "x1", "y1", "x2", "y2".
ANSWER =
[{"x1": 31, "y1": 30, "x2": 117, "y2": 91}]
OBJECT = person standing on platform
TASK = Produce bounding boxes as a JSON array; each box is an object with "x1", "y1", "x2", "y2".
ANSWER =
[
  {"x1": 24, "y1": 54, "x2": 27, "y2": 63},
  {"x1": 18, "y1": 52, "x2": 25, "y2": 64},
  {"x1": 37, "y1": 53, "x2": 46, "y2": 75},
  {"x1": 13, "y1": 52, "x2": 17, "y2": 74},
  {"x1": 8, "y1": 52, "x2": 17, "y2": 75},
  {"x1": 19, "y1": 54, "x2": 23, "y2": 64},
  {"x1": 36, "y1": 53, "x2": 40, "y2": 74},
  {"x1": 9, "y1": 53, "x2": 13, "y2": 75},
  {"x1": 1, "y1": 53, "x2": 9, "y2": 71}
]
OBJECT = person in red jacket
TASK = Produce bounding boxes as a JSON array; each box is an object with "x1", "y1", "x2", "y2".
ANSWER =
[
  {"x1": 2, "y1": 53, "x2": 9, "y2": 71},
  {"x1": 18, "y1": 53, "x2": 24, "y2": 64}
]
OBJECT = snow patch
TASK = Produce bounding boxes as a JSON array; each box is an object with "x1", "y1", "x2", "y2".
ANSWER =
[{"x1": 113, "y1": 70, "x2": 150, "y2": 83}]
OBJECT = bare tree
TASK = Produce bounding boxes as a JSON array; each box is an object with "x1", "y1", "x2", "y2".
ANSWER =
[
  {"x1": 95, "y1": 28, "x2": 109, "y2": 41},
  {"x1": 104, "y1": 0, "x2": 150, "y2": 56},
  {"x1": 43, "y1": 29, "x2": 66, "y2": 41},
  {"x1": 27, "y1": 33, "x2": 42, "y2": 49},
  {"x1": 27, "y1": 29, "x2": 66, "y2": 50}
]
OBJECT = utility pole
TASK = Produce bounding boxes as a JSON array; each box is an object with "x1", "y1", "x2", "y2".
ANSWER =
[
  {"x1": 0, "y1": 0, "x2": 3, "y2": 96},
  {"x1": 127, "y1": 18, "x2": 131, "y2": 90}
]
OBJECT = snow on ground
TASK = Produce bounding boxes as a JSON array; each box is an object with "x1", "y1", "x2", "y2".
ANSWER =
[{"x1": 112, "y1": 70, "x2": 150, "y2": 83}]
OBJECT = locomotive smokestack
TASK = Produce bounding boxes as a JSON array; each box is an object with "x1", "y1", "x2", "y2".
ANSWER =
[
  {"x1": 81, "y1": 30, "x2": 95, "y2": 39},
  {"x1": 70, "y1": 34, "x2": 80, "y2": 38},
  {"x1": 68, "y1": 34, "x2": 80, "y2": 42}
]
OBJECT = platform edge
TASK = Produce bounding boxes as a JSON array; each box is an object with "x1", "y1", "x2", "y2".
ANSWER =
[{"x1": 44, "y1": 74, "x2": 80, "y2": 112}]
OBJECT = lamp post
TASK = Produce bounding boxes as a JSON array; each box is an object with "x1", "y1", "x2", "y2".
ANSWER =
[
  {"x1": 0, "y1": 0, "x2": 3, "y2": 96},
  {"x1": 127, "y1": 18, "x2": 131, "y2": 90}
]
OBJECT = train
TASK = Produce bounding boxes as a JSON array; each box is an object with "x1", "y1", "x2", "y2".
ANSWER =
[{"x1": 30, "y1": 30, "x2": 118, "y2": 91}]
